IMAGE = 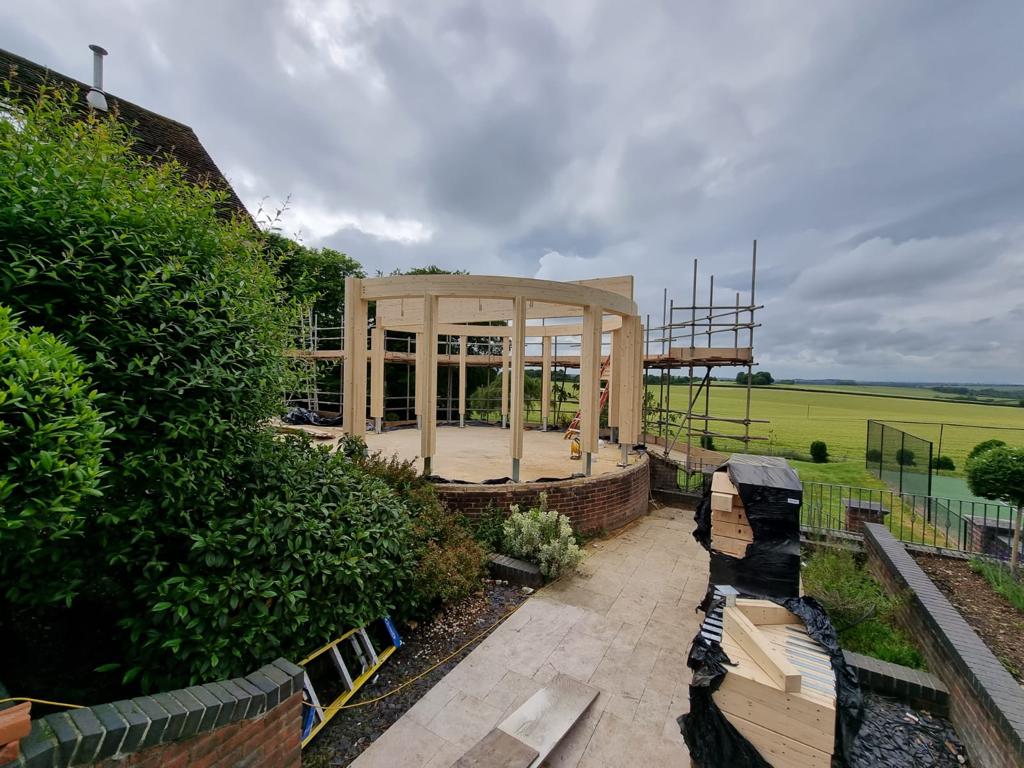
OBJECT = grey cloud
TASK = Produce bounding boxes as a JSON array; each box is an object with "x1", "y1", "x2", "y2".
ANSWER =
[{"x1": 2, "y1": 0, "x2": 1022, "y2": 382}]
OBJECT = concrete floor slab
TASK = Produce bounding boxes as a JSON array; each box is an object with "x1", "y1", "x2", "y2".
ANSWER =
[{"x1": 350, "y1": 507, "x2": 699, "y2": 768}]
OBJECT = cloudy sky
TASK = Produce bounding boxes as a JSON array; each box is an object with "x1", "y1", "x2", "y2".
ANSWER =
[{"x1": 4, "y1": 1, "x2": 1023, "y2": 383}]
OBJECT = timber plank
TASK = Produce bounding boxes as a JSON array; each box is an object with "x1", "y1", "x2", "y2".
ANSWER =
[
  {"x1": 723, "y1": 607, "x2": 802, "y2": 693},
  {"x1": 710, "y1": 534, "x2": 750, "y2": 559},
  {"x1": 711, "y1": 519, "x2": 754, "y2": 542}
]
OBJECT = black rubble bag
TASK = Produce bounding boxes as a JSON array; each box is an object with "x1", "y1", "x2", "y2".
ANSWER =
[
  {"x1": 282, "y1": 406, "x2": 343, "y2": 427},
  {"x1": 680, "y1": 593, "x2": 863, "y2": 768}
]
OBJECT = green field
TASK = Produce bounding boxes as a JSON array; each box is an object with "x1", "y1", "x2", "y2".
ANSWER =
[{"x1": 650, "y1": 382, "x2": 1024, "y2": 480}]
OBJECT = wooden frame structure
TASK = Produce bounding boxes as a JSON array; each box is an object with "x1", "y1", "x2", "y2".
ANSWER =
[{"x1": 341, "y1": 274, "x2": 644, "y2": 480}]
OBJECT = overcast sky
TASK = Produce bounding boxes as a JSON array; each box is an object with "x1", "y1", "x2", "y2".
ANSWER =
[{"x1": 4, "y1": 1, "x2": 1023, "y2": 383}]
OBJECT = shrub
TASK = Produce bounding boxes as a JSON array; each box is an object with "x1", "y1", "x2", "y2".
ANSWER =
[
  {"x1": 895, "y1": 448, "x2": 916, "y2": 466},
  {"x1": 700, "y1": 434, "x2": 715, "y2": 451},
  {"x1": 470, "y1": 505, "x2": 508, "y2": 553},
  {"x1": 0, "y1": 306, "x2": 107, "y2": 603},
  {"x1": 968, "y1": 439, "x2": 1007, "y2": 461},
  {"x1": 503, "y1": 494, "x2": 583, "y2": 579},
  {"x1": 810, "y1": 440, "x2": 829, "y2": 463},
  {"x1": 351, "y1": 442, "x2": 486, "y2": 616},
  {"x1": 404, "y1": 505, "x2": 485, "y2": 613},
  {"x1": 932, "y1": 455, "x2": 956, "y2": 472},
  {"x1": 120, "y1": 432, "x2": 417, "y2": 689},
  {"x1": 0, "y1": 84, "x2": 295, "y2": 606},
  {"x1": 865, "y1": 448, "x2": 882, "y2": 463}
]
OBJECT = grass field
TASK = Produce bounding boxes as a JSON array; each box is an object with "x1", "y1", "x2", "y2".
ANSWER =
[{"x1": 650, "y1": 382, "x2": 1024, "y2": 481}]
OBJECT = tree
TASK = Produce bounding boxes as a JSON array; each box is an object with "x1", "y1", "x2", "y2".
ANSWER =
[
  {"x1": 968, "y1": 439, "x2": 1007, "y2": 461},
  {"x1": 967, "y1": 446, "x2": 1024, "y2": 575},
  {"x1": 736, "y1": 371, "x2": 774, "y2": 385},
  {"x1": 267, "y1": 233, "x2": 364, "y2": 327},
  {"x1": 810, "y1": 441, "x2": 829, "y2": 463}
]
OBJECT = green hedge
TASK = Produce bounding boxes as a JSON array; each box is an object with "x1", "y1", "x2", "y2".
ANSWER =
[{"x1": 0, "y1": 305, "x2": 107, "y2": 603}]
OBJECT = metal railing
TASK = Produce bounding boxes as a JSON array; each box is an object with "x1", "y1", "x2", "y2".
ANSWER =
[{"x1": 801, "y1": 481, "x2": 1015, "y2": 557}]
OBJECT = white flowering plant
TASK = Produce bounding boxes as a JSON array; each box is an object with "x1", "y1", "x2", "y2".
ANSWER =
[{"x1": 502, "y1": 493, "x2": 584, "y2": 579}]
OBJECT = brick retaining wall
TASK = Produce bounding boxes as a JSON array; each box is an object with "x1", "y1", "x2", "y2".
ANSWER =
[
  {"x1": 435, "y1": 453, "x2": 650, "y2": 534},
  {"x1": 5, "y1": 660, "x2": 302, "y2": 768},
  {"x1": 863, "y1": 523, "x2": 1024, "y2": 768}
]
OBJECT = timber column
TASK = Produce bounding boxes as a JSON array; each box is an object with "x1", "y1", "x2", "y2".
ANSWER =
[
  {"x1": 541, "y1": 336, "x2": 552, "y2": 431},
  {"x1": 580, "y1": 304, "x2": 602, "y2": 475},
  {"x1": 342, "y1": 276, "x2": 367, "y2": 436},
  {"x1": 509, "y1": 297, "x2": 526, "y2": 481},
  {"x1": 458, "y1": 334, "x2": 467, "y2": 428},
  {"x1": 420, "y1": 294, "x2": 438, "y2": 475}
]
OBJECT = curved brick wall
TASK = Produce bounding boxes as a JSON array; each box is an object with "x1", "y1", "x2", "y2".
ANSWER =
[{"x1": 435, "y1": 453, "x2": 650, "y2": 534}]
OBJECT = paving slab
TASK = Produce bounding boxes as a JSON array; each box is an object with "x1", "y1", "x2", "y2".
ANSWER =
[{"x1": 350, "y1": 506, "x2": 699, "y2": 768}]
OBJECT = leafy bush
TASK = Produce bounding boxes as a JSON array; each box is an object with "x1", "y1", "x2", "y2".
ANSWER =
[
  {"x1": 470, "y1": 505, "x2": 508, "y2": 553},
  {"x1": 968, "y1": 439, "x2": 1007, "y2": 461},
  {"x1": 932, "y1": 455, "x2": 956, "y2": 472},
  {"x1": 350, "y1": 442, "x2": 485, "y2": 615},
  {"x1": 700, "y1": 435, "x2": 715, "y2": 451},
  {"x1": 405, "y1": 505, "x2": 485, "y2": 613},
  {"x1": 865, "y1": 448, "x2": 882, "y2": 463},
  {"x1": 0, "y1": 306, "x2": 107, "y2": 603},
  {"x1": 802, "y1": 548, "x2": 924, "y2": 668},
  {"x1": 121, "y1": 432, "x2": 417, "y2": 689},
  {"x1": 895, "y1": 448, "x2": 916, "y2": 466},
  {"x1": 503, "y1": 494, "x2": 583, "y2": 579},
  {"x1": 810, "y1": 440, "x2": 829, "y2": 464},
  {"x1": 0, "y1": 84, "x2": 295, "y2": 603}
]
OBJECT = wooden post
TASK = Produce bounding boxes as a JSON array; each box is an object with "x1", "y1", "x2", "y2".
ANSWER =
[
  {"x1": 510, "y1": 297, "x2": 526, "y2": 480},
  {"x1": 414, "y1": 331, "x2": 423, "y2": 423},
  {"x1": 421, "y1": 294, "x2": 438, "y2": 474},
  {"x1": 370, "y1": 326, "x2": 384, "y2": 432},
  {"x1": 342, "y1": 277, "x2": 367, "y2": 436},
  {"x1": 617, "y1": 316, "x2": 640, "y2": 451},
  {"x1": 608, "y1": 328, "x2": 622, "y2": 439},
  {"x1": 459, "y1": 334, "x2": 467, "y2": 428},
  {"x1": 581, "y1": 305, "x2": 602, "y2": 474},
  {"x1": 541, "y1": 336, "x2": 552, "y2": 431},
  {"x1": 501, "y1": 333, "x2": 510, "y2": 428}
]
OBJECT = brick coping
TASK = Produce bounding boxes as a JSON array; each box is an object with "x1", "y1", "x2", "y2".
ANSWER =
[
  {"x1": 863, "y1": 523, "x2": 1024, "y2": 761},
  {"x1": 7, "y1": 659, "x2": 302, "y2": 767}
]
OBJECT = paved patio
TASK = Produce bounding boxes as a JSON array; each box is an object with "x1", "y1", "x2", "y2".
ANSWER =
[{"x1": 352, "y1": 505, "x2": 707, "y2": 767}]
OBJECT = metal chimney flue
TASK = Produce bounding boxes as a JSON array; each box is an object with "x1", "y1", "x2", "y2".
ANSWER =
[{"x1": 86, "y1": 44, "x2": 108, "y2": 112}]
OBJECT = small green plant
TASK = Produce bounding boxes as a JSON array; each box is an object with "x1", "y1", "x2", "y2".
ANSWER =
[
  {"x1": 810, "y1": 441, "x2": 829, "y2": 464},
  {"x1": 471, "y1": 505, "x2": 508, "y2": 553},
  {"x1": 970, "y1": 557, "x2": 1024, "y2": 613},
  {"x1": 503, "y1": 494, "x2": 583, "y2": 579}
]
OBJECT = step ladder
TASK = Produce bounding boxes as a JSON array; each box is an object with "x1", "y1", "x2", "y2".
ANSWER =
[
  {"x1": 564, "y1": 356, "x2": 611, "y2": 439},
  {"x1": 299, "y1": 617, "x2": 402, "y2": 747}
]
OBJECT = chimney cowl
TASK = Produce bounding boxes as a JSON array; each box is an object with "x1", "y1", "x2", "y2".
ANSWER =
[{"x1": 86, "y1": 44, "x2": 108, "y2": 111}]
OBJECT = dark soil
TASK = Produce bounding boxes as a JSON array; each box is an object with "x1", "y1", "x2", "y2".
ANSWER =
[
  {"x1": 303, "y1": 582, "x2": 529, "y2": 767},
  {"x1": 914, "y1": 554, "x2": 1024, "y2": 682},
  {"x1": 850, "y1": 692, "x2": 968, "y2": 767}
]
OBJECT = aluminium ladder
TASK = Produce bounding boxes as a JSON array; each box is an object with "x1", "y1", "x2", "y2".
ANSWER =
[{"x1": 299, "y1": 617, "x2": 402, "y2": 747}]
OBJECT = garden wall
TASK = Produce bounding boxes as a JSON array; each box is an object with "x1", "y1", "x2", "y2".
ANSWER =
[
  {"x1": 863, "y1": 523, "x2": 1024, "y2": 768},
  {"x1": 3, "y1": 659, "x2": 302, "y2": 768},
  {"x1": 436, "y1": 453, "x2": 650, "y2": 534}
]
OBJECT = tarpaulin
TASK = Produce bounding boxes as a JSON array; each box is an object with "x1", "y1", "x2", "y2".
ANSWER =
[
  {"x1": 680, "y1": 593, "x2": 863, "y2": 767},
  {"x1": 282, "y1": 407, "x2": 343, "y2": 427}
]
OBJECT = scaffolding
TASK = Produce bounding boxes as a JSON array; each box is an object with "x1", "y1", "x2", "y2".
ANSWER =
[{"x1": 643, "y1": 241, "x2": 768, "y2": 473}]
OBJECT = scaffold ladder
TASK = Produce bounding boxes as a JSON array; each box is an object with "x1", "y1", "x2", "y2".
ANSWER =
[
  {"x1": 299, "y1": 617, "x2": 402, "y2": 747},
  {"x1": 564, "y1": 355, "x2": 611, "y2": 439}
]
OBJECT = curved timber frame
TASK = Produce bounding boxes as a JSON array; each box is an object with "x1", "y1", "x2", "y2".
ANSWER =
[{"x1": 342, "y1": 274, "x2": 644, "y2": 480}]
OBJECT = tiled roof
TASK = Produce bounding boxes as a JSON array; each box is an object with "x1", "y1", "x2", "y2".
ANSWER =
[{"x1": 0, "y1": 47, "x2": 250, "y2": 220}]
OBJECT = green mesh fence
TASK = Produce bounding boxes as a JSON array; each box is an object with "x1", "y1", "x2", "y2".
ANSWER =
[{"x1": 866, "y1": 420, "x2": 933, "y2": 497}]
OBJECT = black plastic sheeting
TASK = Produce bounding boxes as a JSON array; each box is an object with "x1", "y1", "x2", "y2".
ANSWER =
[
  {"x1": 282, "y1": 407, "x2": 343, "y2": 427},
  {"x1": 680, "y1": 593, "x2": 864, "y2": 768},
  {"x1": 849, "y1": 693, "x2": 967, "y2": 767},
  {"x1": 426, "y1": 474, "x2": 586, "y2": 485},
  {"x1": 695, "y1": 455, "x2": 804, "y2": 599}
]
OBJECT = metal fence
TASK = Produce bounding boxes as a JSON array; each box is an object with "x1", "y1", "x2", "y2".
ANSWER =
[
  {"x1": 865, "y1": 420, "x2": 933, "y2": 496},
  {"x1": 801, "y1": 481, "x2": 1016, "y2": 559}
]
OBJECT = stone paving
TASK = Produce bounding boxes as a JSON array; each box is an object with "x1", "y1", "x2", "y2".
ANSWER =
[{"x1": 352, "y1": 505, "x2": 707, "y2": 768}]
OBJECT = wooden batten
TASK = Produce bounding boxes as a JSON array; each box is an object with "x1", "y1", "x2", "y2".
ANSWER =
[{"x1": 723, "y1": 607, "x2": 802, "y2": 693}]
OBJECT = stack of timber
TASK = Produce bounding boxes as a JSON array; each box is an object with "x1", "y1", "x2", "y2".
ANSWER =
[
  {"x1": 710, "y1": 471, "x2": 753, "y2": 559},
  {"x1": 704, "y1": 455, "x2": 803, "y2": 598},
  {"x1": 712, "y1": 598, "x2": 836, "y2": 768}
]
